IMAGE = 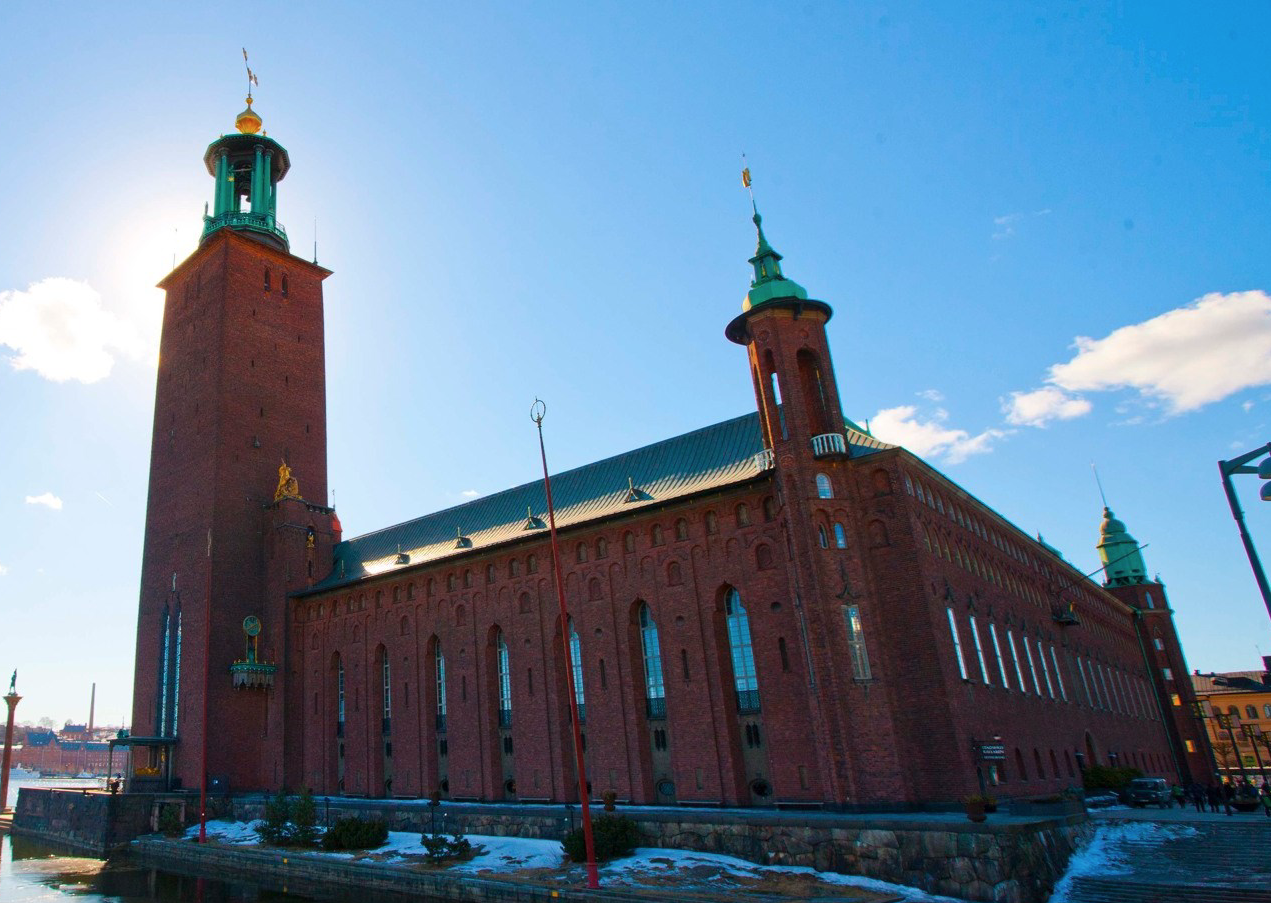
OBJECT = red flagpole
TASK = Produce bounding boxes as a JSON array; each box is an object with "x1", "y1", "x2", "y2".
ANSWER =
[
  {"x1": 199, "y1": 529, "x2": 212, "y2": 843},
  {"x1": 532, "y1": 399, "x2": 599, "y2": 889}
]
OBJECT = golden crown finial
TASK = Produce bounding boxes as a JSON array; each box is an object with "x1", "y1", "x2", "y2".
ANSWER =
[{"x1": 236, "y1": 48, "x2": 263, "y2": 134}]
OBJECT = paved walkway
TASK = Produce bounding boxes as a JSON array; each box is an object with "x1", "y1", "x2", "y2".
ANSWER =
[{"x1": 1058, "y1": 809, "x2": 1271, "y2": 903}]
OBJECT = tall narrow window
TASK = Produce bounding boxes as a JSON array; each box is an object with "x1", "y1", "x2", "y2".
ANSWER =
[
  {"x1": 1007, "y1": 630, "x2": 1027, "y2": 693},
  {"x1": 1076, "y1": 655, "x2": 1092, "y2": 707},
  {"x1": 816, "y1": 474, "x2": 833, "y2": 499},
  {"x1": 382, "y1": 653, "x2": 392, "y2": 727},
  {"x1": 770, "y1": 369, "x2": 788, "y2": 440},
  {"x1": 969, "y1": 615, "x2": 990, "y2": 684},
  {"x1": 496, "y1": 631, "x2": 512, "y2": 728},
  {"x1": 569, "y1": 620, "x2": 586, "y2": 723},
  {"x1": 1048, "y1": 646, "x2": 1067, "y2": 701},
  {"x1": 435, "y1": 646, "x2": 447, "y2": 731},
  {"x1": 1036, "y1": 640, "x2": 1055, "y2": 698},
  {"x1": 988, "y1": 622, "x2": 1009, "y2": 689},
  {"x1": 172, "y1": 606, "x2": 182, "y2": 735},
  {"x1": 843, "y1": 605, "x2": 872, "y2": 680},
  {"x1": 1097, "y1": 663, "x2": 1113, "y2": 711},
  {"x1": 337, "y1": 658, "x2": 346, "y2": 728},
  {"x1": 947, "y1": 608, "x2": 968, "y2": 680},
  {"x1": 833, "y1": 523, "x2": 847, "y2": 548},
  {"x1": 639, "y1": 603, "x2": 666, "y2": 719},
  {"x1": 158, "y1": 608, "x2": 171, "y2": 734},
  {"x1": 725, "y1": 589, "x2": 760, "y2": 713},
  {"x1": 1023, "y1": 637, "x2": 1042, "y2": 695}
]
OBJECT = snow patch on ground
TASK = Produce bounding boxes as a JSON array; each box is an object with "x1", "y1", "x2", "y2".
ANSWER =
[
  {"x1": 182, "y1": 819, "x2": 263, "y2": 844},
  {"x1": 604, "y1": 847, "x2": 969, "y2": 902},
  {"x1": 1049, "y1": 821, "x2": 1198, "y2": 903}
]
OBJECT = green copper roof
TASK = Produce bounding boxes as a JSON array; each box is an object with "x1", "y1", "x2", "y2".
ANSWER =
[
  {"x1": 1096, "y1": 506, "x2": 1148, "y2": 586},
  {"x1": 304, "y1": 411, "x2": 889, "y2": 593},
  {"x1": 743, "y1": 210, "x2": 808, "y2": 311}
]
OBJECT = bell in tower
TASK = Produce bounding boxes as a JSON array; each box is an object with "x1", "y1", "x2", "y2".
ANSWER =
[{"x1": 201, "y1": 92, "x2": 291, "y2": 252}]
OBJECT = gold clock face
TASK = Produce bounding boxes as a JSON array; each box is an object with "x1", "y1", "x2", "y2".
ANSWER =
[{"x1": 243, "y1": 616, "x2": 262, "y2": 637}]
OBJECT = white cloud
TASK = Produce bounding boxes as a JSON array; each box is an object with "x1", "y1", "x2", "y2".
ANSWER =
[
  {"x1": 918, "y1": 388, "x2": 945, "y2": 402},
  {"x1": 1047, "y1": 291, "x2": 1271, "y2": 413},
  {"x1": 0, "y1": 277, "x2": 144, "y2": 383},
  {"x1": 1002, "y1": 387, "x2": 1093, "y2": 427},
  {"x1": 868, "y1": 405, "x2": 1008, "y2": 464},
  {"x1": 1243, "y1": 401, "x2": 1255, "y2": 413},
  {"x1": 461, "y1": 489, "x2": 480, "y2": 498},
  {"x1": 25, "y1": 492, "x2": 63, "y2": 510},
  {"x1": 0, "y1": 564, "x2": 8, "y2": 576},
  {"x1": 992, "y1": 208, "x2": 1051, "y2": 240}
]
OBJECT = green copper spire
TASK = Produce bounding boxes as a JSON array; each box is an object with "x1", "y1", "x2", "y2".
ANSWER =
[
  {"x1": 743, "y1": 205, "x2": 808, "y2": 311},
  {"x1": 1097, "y1": 507, "x2": 1149, "y2": 586}
]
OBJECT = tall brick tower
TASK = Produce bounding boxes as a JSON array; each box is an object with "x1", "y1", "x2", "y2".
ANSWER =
[
  {"x1": 1097, "y1": 508, "x2": 1214, "y2": 783},
  {"x1": 130, "y1": 94, "x2": 336, "y2": 792},
  {"x1": 725, "y1": 203, "x2": 907, "y2": 805}
]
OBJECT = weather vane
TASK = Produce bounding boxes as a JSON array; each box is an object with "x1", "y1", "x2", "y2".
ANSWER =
[
  {"x1": 242, "y1": 47, "x2": 260, "y2": 102},
  {"x1": 741, "y1": 153, "x2": 756, "y2": 212}
]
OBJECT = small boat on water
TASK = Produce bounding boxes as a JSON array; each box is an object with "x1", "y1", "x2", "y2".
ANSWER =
[
  {"x1": 9, "y1": 766, "x2": 41, "y2": 780},
  {"x1": 74, "y1": 771, "x2": 97, "y2": 779}
]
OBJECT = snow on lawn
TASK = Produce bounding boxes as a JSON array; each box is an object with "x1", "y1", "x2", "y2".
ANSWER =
[
  {"x1": 182, "y1": 819, "x2": 264, "y2": 844},
  {"x1": 1048, "y1": 821, "x2": 1199, "y2": 903},
  {"x1": 603, "y1": 847, "x2": 970, "y2": 902}
]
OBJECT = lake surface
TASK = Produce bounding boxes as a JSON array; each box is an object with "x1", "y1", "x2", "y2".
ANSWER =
[{"x1": 1, "y1": 778, "x2": 322, "y2": 903}]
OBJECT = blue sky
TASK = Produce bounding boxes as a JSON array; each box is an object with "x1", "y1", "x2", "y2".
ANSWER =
[{"x1": 1, "y1": 2, "x2": 1270, "y2": 725}]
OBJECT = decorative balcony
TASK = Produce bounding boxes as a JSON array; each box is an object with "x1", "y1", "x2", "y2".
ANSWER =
[
  {"x1": 230, "y1": 660, "x2": 277, "y2": 689},
  {"x1": 753, "y1": 448, "x2": 775, "y2": 471},
  {"x1": 811, "y1": 432, "x2": 847, "y2": 458},
  {"x1": 201, "y1": 210, "x2": 289, "y2": 249},
  {"x1": 1052, "y1": 604, "x2": 1081, "y2": 626}
]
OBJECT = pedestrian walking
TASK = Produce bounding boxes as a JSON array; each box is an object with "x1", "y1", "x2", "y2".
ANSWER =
[
  {"x1": 1189, "y1": 783, "x2": 1204, "y2": 813},
  {"x1": 1223, "y1": 781, "x2": 1235, "y2": 816},
  {"x1": 1207, "y1": 784, "x2": 1221, "y2": 813}
]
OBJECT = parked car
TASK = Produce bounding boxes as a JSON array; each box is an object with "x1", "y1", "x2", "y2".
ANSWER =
[{"x1": 1121, "y1": 777, "x2": 1172, "y2": 808}]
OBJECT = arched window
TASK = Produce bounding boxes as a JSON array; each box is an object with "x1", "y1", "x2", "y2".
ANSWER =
[
  {"x1": 1034, "y1": 748, "x2": 1045, "y2": 779},
  {"x1": 447, "y1": 574, "x2": 457, "y2": 592},
  {"x1": 1264, "y1": 704, "x2": 1271, "y2": 719},
  {"x1": 399, "y1": 615, "x2": 410, "y2": 636},
  {"x1": 427, "y1": 577, "x2": 435, "y2": 597},
  {"x1": 817, "y1": 525, "x2": 829, "y2": 549},
  {"x1": 576, "y1": 542, "x2": 588, "y2": 563},
  {"x1": 816, "y1": 474, "x2": 833, "y2": 499},
  {"x1": 762, "y1": 497, "x2": 777, "y2": 522},
  {"x1": 380, "y1": 647, "x2": 392, "y2": 727},
  {"x1": 336, "y1": 656, "x2": 346, "y2": 729},
  {"x1": 264, "y1": 268, "x2": 271, "y2": 291},
  {"x1": 705, "y1": 511, "x2": 718, "y2": 535},
  {"x1": 872, "y1": 469, "x2": 892, "y2": 496},
  {"x1": 588, "y1": 577, "x2": 603, "y2": 600},
  {"x1": 568, "y1": 619, "x2": 586, "y2": 723},
  {"x1": 675, "y1": 518, "x2": 689, "y2": 541},
  {"x1": 796, "y1": 349, "x2": 831, "y2": 436},
  {"x1": 509, "y1": 558, "x2": 520, "y2": 577},
  {"x1": 725, "y1": 588, "x2": 760, "y2": 714},
  {"x1": 639, "y1": 604, "x2": 666, "y2": 719},
  {"x1": 1247, "y1": 705, "x2": 1259, "y2": 720},
  {"x1": 1144, "y1": 591, "x2": 1155, "y2": 610},
  {"x1": 527, "y1": 554, "x2": 538, "y2": 575},
  {"x1": 833, "y1": 523, "x2": 847, "y2": 548},
  {"x1": 755, "y1": 544, "x2": 774, "y2": 570},
  {"x1": 1015, "y1": 747, "x2": 1027, "y2": 781},
  {"x1": 623, "y1": 531, "x2": 635, "y2": 553},
  {"x1": 281, "y1": 274, "x2": 289, "y2": 296},
  {"x1": 486, "y1": 563, "x2": 496, "y2": 583},
  {"x1": 434, "y1": 644, "x2": 447, "y2": 731},
  {"x1": 666, "y1": 562, "x2": 683, "y2": 586},
  {"x1": 595, "y1": 537, "x2": 608, "y2": 559},
  {"x1": 843, "y1": 604, "x2": 871, "y2": 680},
  {"x1": 651, "y1": 524, "x2": 664, "y2": 546},
  {"x1": 518, "y1": 592, "x2": 533, "y2": 614},
  {"x1": 463, "y1": 569, "x2": 472, "y2": 589},
  {"x1": 496, "y1": 630, "x2": 512, "y2": 728},
  {"x1": 736, "y1": 504, "x2": 750, "y2": 526}
]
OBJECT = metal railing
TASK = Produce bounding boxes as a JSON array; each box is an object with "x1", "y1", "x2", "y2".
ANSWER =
[
  {"x1": 753, "y1": 448, "x2": 775, "y2": 471},
  {"x1": 736, "y1": 688, "x2": 762, "y2": 715},
  {"x1": 811, "y1": 433, "x2": 847, "y2": 457},
  {"x1": 646, "y1": 697, "x2": 667, "y2": 720}
]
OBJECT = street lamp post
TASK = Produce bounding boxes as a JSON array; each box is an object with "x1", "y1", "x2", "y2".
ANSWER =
[
  {"x1": 1242, "y1": 724, "x2": 1266, "y2": 781},
  {"x1": 1218, "y1": 444, "x2": 1271, "y2": 626},
  {"x1": 1215, "y1": 712, "x2": 1249, "y2": 784}
]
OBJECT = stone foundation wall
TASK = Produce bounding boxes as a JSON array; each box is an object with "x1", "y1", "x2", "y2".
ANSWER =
[
  {"x1": 230, "y1": 797, "x2": 1091, "y2": 903},
  {"x1": 12, "y1": 788, "x2": 230, "y2": 856}
]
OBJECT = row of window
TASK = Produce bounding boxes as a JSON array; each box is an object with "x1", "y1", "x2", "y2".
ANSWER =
[
  {"x1": 330, "y1": 590, "x2": 873, "y2": 736},
  {"x1": 987, "y1": 746, "x2": 1168, "y2": 785},
  {"x1": 262, "y1": 268, "x2": 289, "y2": 295},
  {"x1": 945, "y1": 607, "x2": 1154, "y2": 718}
]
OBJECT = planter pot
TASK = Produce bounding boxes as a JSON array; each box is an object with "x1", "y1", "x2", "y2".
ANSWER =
[{"x1": 964, "y1": 801, "x2": 987, "y2": 823}]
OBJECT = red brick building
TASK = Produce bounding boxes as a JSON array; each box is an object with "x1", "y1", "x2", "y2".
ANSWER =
[{"x1": 131, "y1": 100, "x2": 1204, "y2": 806}]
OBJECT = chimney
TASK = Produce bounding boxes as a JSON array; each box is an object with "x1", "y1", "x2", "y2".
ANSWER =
[{"x1": 88, "y1": 682, "x2": 96, "y2": 736}]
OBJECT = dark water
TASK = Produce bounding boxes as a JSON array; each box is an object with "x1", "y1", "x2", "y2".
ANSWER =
[{"x1": 0, "y1": 832, "x2": 319, "y2": 903}]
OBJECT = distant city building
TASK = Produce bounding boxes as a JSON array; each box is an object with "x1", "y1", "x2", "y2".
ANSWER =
[
  {"x1": 1192, "y1": 659, "x2": 1271, "y2": 781},
  {"x1": 15, "y1": 725, "x2": 121, "y2": 776},
  {"x1": 129, "y1": 95, "x2": 1208, "y2": 805}
]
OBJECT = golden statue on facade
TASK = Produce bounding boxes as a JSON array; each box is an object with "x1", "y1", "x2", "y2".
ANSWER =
[{"x1": 275, "y1": 460, "x2": 300, "y2": 500}]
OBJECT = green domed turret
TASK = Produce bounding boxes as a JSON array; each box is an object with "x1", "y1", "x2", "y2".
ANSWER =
[
  {"x1": 743, "y1": 210, "x2": 808, "y2": 311},
  {"x1": 1097, "y1": 507, "x2": 1148, "y2": 586}
]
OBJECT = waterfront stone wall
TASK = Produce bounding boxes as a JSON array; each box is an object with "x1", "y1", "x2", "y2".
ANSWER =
[
  {"x1": 230, "y1": 797, "x2": 1091, "y2": 903},
  {"x1": 12, "y1": 788, "x2": 229, "y2": 856}
]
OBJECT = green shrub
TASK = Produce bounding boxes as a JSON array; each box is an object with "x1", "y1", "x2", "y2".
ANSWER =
[
  {"x1": 257, "y1": 789, "x2": 292, "y2": 845},
  {"x1": 420, "y1": 830, "x2": 474, "y2": 864},
  {"x1": 1081, "y1": 765, "x2": 1143, "y2": 792},
  {"x1": 157, "y1": 803, "x2": 185, "y2": 837},
  {"x1": 291, "y1": 789, "x2": 319, "y2": 847},
  {"x1": 322, "y1": 816, "x2": 389, "y2": 851},
  {"x1": 561, "y1": 815, "x2": 640, "y2": 863}
]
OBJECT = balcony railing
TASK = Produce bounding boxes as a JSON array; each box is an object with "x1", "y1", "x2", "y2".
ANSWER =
[
  {"x1": 201, "y1": 210, "x2": 289, "y2": 247},
  {"x1": 811, "y1": 433, "x2": 847, "y2": 458},
  {"x1": 753, "y1": 448, "x2": 775, "y2": 471},
  {"x1": 646, "y1": 696, "x2": 667, "y2": 720},
  {"x1": 736, "y1": 688, "x2": 762, "y2": 715}
]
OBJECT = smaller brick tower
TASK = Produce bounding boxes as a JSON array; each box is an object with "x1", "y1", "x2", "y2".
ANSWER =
[
  {"x1": 1097, "y1": 508, "x2": 1213, "y2": 783},
  {"x1": 726, "y1": 202, "x2": 907, "y2": 805},
  {"x1": 131, "y1": 92, "x2": 337, "y2": 792}
]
